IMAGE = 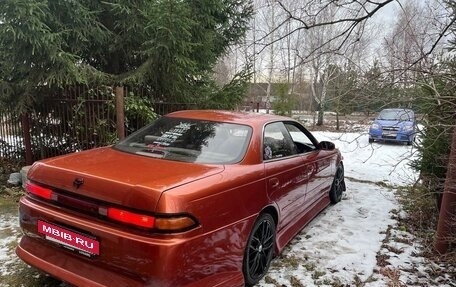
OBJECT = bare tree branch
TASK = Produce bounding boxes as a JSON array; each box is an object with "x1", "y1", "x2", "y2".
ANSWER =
[{"x1": 254, "y1": 0, "x2": 394, "y2": 57}]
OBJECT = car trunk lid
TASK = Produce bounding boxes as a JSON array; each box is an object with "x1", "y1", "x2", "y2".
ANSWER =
[{"x1": 27, "y1": 147, "x2": 224, "y2": 212}]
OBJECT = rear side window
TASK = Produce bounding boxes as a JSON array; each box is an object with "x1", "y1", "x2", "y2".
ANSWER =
[{"x1": 263, "y1": 122, "x2": 297, "y2": 160}]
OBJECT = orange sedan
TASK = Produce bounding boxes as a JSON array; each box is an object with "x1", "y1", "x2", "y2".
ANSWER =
[{"x1": 16, "y1": 110, "x2": 345, "y2": 287}]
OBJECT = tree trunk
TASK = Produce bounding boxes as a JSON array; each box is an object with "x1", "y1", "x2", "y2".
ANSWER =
[
  {"x1": 435, "y1": 125, "x2": 456, "y2": 253},
  {"x1": 317, "y1": 80, "x2": 327, "y2": 126},
  {"x1": 336, "y1": 110, "x2": 340, "y2": 131},
  {"x1": 266, "y1": 2, "x2": 275, "y2": 114},
  {"x1": 311, "y1": 74, "x2": 320, "y2": 125},
  {"x1": 317, "y1": 107, "x2": 324, "y2": 126}
]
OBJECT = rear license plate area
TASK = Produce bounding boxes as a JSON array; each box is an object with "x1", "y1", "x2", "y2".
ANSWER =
[{"x1": 38, "y1": 220, "x2": 100, "y2": 257}]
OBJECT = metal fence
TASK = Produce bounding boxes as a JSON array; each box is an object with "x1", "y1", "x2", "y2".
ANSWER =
[
  {"x1": 0, "y1": 107, "x2": 24, "y2": 162},
  {"x1": 0, "y1": 86, "x2": 196, "y2": 165}
]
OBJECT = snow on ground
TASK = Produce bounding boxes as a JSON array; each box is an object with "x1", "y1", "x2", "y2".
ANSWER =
[
  {"x1": 0, "y1": 131, "x2": 452, "y2": 286},
  {"x1": 0, "y1": 206, "x2": 22, "y2": 277},
  {"x1": 316, "y1": 131, "x2": 419, "y2": 186},
  {"x1": 259, "y1": 179, "x2": 397, "y2": 286}
]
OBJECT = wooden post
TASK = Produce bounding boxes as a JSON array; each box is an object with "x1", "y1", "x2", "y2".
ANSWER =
[
  {"x1": 115, "y1": 86, "x2": 125, "y2": 140},
  {"x1": 21, "y1": 113, "x2": 33, "y2": 165},
  {"x1": 435, "y1": 125, "x2": 456, "y2": 253}
]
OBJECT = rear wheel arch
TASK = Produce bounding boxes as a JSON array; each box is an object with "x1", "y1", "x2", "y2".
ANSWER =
[{"x1": 261, "y1": 206, "x2": 278, "y2": 227}]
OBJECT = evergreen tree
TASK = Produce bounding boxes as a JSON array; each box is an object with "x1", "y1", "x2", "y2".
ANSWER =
[{"x1": 0, "y1": 0, "x2": 253, "y2": 109}]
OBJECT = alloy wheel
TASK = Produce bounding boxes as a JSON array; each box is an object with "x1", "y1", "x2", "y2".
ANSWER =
[{"x1": 243, "y1": 214, "x2": 275, "y2": 286}]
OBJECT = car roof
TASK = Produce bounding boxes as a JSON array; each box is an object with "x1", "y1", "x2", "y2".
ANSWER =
[{"x1": 166, "y1": 110, "x2": 293, "y2": 126}]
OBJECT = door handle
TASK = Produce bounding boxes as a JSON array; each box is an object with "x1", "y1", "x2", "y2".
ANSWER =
[{"x1": 269, "y1": 178, "x2": 279, "y2": 188}]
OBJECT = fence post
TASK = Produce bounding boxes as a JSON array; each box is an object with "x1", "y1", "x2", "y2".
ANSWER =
[
  {"x1": 21, "y1": 113, "x2": 33, "y2": 165},
  {"x1": 115, "y1": 86, "x2": 125, "y2": 140}
]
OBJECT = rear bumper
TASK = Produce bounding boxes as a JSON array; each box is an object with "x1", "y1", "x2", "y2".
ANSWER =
[
  {"x1": 16, "y1": 239, "x2": 245, "y2": 287},
  {"x1": 16, "y1": 196, "x2": 247, "y2": 287},
  {"x1": 17, "y1": 237, "x2": 139, "y2": 287},
  {"x1": 17, "y1": 239, "x2": 245, "y2": 287}
]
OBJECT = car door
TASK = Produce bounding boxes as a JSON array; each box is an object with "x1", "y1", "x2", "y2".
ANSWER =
[
  {"x1": 284, "y1": 122, "x2": 334, "y2": 209},
  {"x1": 263, "y1": 122, "x2": 313, "y2": 234}
]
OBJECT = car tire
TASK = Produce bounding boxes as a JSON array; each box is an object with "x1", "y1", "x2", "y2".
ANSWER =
[
  {"x1": 329, "y1": 164, "x2": 345, "y2": 204},
  {"x1": 242, "y1": 213, "x2": 276, "y2": 286},
  {"x1": 368, "y1": 138, "x2": 374, "y2": 143}
]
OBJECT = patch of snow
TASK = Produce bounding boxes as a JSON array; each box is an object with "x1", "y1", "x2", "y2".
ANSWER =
[
  {"x1": 315, "y1": 131, "x2": 419, "y2": 186},
  {"x1": 0, "y1": 213, "x2": 21, "y2": 277},
  {"x1": 259, "y1": 179, "x2": 398, "y2": 286}
]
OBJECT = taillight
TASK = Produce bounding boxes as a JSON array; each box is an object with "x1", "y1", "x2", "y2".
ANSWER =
[
  {"x1": 99, "y1": 207, "x2": 197, "y2": 232},
  {"x1": 104, "y1": 207, "x2": 155, "y2": 229},
  {"x1": 155, "y1": 216, "x2": 197, "y2": 232},
  {"x1": 25, "y1": 182, "x2": 55, "y2": 200}
]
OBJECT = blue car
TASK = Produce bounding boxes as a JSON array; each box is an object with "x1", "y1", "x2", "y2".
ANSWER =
[{"x1": 369, "y1": 108, "x2": 416, "y2": 145}]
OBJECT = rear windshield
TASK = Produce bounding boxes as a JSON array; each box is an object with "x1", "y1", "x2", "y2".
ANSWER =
[
  {"x1": 378, "y1": 109, "x2": 414, "y2": 121},
  {"x1": 115, "y1": 117, "x2": 252, "y2": 164}
]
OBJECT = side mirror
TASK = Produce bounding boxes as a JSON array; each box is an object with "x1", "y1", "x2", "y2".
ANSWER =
[{"x1": 317, "y1": 141, "x2": 335, "y2": 151}]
